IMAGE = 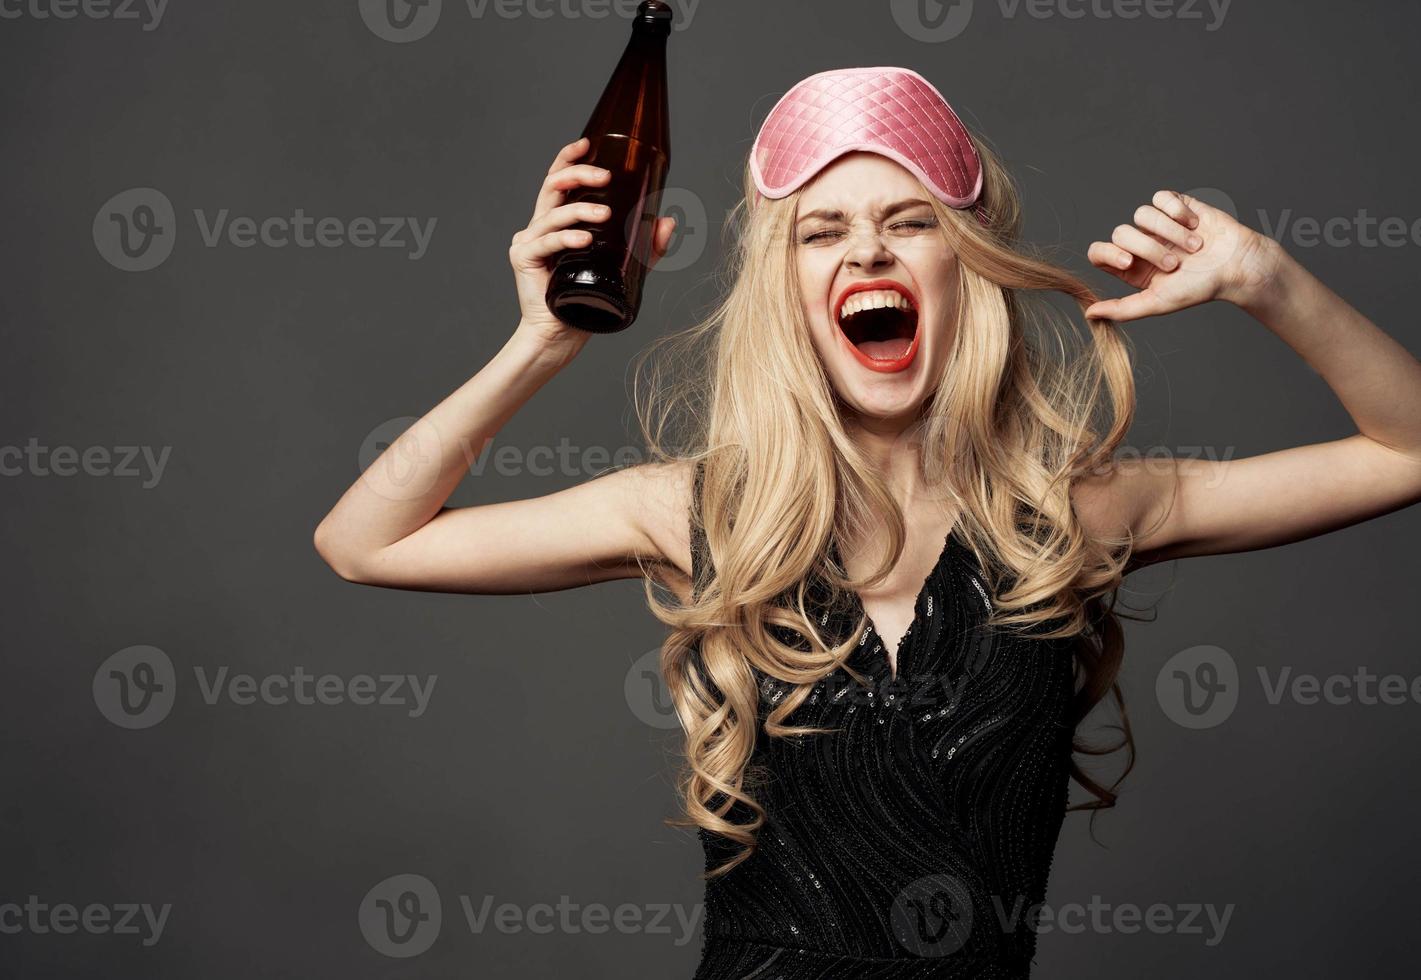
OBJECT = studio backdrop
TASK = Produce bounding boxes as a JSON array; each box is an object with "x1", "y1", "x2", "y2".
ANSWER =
[{"x1": 3, "y1": 1, "x2": 1418, "y2": 978}]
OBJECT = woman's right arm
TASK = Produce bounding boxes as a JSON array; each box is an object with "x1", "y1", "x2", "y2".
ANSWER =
[{"x1": 313, "y1": 137, "x2": 689, "y2": 597}]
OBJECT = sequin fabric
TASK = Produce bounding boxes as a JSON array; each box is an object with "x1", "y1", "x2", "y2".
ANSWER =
[{"x1": 686, "y1": 464, "x2": 1077, "y2": 978}]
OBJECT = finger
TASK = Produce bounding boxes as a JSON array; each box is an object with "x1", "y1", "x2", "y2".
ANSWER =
[
  {"x1": 534, "y1": 138, "x2": 589, "y2": 208},
  {"x1": 533, "y1": 149, "x2": 610, "y2": 218},
  {"x1": 649, "y1": 215, "x2": 677, "y2": 264},
  {"x1": 521, "y1": 200, "x2": 613, "y2": 241},
  {"x1": 1084, "y1": 290, "x2": 1169, "y2": 323},
  {"x1": 1111, "y1": 223, "x2": 1180, "y2": 273},
  {"x1": 1087, "y1": 240, "x2": 1137, "y2": 273},
  {"x1": 547, "y1": 136, "x2": 590, "y2": 174},
  {"x1": 1153, "y1": 189, "x2": 1200, "y2": 230},
  {"x1": 1174, "y1": 191, "x2": 1216, "y2": 221},
  {"x1": 533, "y1": 163, "x2": 611, "y2": 221},
  {"x1": 510, "y1": 227, "x2": 593, "y2": 270},
  {"x1": 1133, "y1": 203, "x2": 1203, "y2": 253}
]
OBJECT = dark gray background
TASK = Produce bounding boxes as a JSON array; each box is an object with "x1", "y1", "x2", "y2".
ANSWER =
[{"x1": 3, "y1": 0, "x2": 1418, "y2": 976}]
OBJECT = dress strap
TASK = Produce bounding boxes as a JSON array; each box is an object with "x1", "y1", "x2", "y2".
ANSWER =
[{"x1": 689, "y1": 459, "x2": 712, "y2": 602}]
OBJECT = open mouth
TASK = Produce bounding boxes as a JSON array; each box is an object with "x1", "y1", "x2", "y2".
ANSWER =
[{"x1": 835, "y1": 285, "x2": 920, "y2": 366}]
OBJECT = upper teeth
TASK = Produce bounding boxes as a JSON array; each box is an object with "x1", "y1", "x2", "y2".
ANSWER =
[{"x1": 839, "y1": 289, "x2": 916, "y2": 320}]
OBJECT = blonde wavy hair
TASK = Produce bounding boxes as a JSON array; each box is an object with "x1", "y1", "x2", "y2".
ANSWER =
[{"x1": 629, "y1": 127, "x2": 1164, "y2": 879}]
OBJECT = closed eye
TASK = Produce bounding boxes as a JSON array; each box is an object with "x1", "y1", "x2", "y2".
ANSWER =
[{"x1": 799, "y1": 219, "x2": 937, "y2": 245}]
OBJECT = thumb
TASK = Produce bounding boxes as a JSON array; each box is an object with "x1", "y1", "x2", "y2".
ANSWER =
[
  {"x1": 1085, "y1": 291, "x2": 1165, "y2": 323},
  {"x1": 651, "y1": 215, "x2": 677, "y2": 263}
]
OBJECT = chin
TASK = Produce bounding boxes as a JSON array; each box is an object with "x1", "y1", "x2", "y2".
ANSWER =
[{"x1": 834, "y1": 379, "x2": 930, "y2": 424}]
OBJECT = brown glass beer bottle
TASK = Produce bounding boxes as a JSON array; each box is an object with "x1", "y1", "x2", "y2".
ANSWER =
[{"x1": 545, "y1": 0, "x2": 673, "y2": 334}]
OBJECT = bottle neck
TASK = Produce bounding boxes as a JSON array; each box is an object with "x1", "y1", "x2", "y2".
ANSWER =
[{"x1": 633, "y1": 0, "x2": 673, "y2": 35}]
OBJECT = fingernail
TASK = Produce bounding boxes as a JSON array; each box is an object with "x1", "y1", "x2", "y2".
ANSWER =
[
  {"x1": 1163, "y1": 254, "x2": 1178, "y2": 269},
  {"x1": 1118, "y1": 255, "x2": 1131, "y2": 268},
  {"x1": 1187, "y1": 235, "x2": 1203, "y2": 250}
]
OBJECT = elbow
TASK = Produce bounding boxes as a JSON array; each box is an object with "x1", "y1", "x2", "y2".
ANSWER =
[{"x1": 313, "y1": 519, "x2": 370, "y2": 584}]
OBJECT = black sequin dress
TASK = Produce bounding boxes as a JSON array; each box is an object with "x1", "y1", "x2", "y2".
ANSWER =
[{"x1": 687, "y1": 465, "x2": 1078, "y2": 979}]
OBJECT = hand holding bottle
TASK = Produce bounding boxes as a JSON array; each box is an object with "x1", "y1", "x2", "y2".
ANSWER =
[{"x1": 510, "y1": 137, "x2": 676, "y2": 358}]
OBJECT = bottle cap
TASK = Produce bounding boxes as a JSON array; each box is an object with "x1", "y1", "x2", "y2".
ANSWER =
[{"x1": 636, "y1": 1, "x2": 674, "y2": 29}]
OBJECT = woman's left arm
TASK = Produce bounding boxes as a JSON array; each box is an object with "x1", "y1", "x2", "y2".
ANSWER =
[{"x1": 1074, "y1": 190, "x2": 1421, "y2": 566}]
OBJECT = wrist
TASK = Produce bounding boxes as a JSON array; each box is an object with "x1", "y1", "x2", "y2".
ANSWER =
[
  {"x1": 1231, "y1": 234, "x2": 1295, "y2": 319},
  {"x1": 508, "y1": 318, "x2": 592, "y2": 371}
]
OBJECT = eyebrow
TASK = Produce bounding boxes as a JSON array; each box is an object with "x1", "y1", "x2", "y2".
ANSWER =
[{"x1": 795, "y1": 198, "x2": 934, "y2": 226}]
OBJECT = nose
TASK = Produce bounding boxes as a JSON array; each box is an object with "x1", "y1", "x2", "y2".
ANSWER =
[{"x1": 843, "y1": 224, "x2": 894, "y2": 271}]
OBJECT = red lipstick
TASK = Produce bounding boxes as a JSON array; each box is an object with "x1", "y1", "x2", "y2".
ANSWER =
[{"x1": 832, "y1": 279, "x2": 920, "y2": 374}]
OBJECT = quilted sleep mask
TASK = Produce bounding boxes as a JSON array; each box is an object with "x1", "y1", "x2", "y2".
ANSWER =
[{"x1": 751, "y1": 66, "x2": 986, "y2": 221}]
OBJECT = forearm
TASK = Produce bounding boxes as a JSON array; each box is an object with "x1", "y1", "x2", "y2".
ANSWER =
[
  {"x1": 1240, "y1": 244, "x2": 1421, "y2": 458},
  {"x1": 314, "y1": 322, "x2": 588, "y2": 566}
]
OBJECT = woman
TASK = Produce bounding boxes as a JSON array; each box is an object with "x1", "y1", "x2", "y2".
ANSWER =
[{"x1": 314, "y1": 66, "x2": 1421, "y2": 977}]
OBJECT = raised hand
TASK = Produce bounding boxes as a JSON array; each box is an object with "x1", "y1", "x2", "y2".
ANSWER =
[
  {"x1": 1084, "y1": 189, "x2": 1281, "y2": 323},
  {"x1": 510, "y1": 136, "x2": 677, "y2": 354}
]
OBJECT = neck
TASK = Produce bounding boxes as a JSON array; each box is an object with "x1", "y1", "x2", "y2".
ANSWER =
[{"x1": 847, "y1": 416, "x2": 934, "y2": 506}]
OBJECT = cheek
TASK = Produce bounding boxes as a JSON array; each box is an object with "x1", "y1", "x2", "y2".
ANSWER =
[
  {"x1": 796, "y1": 264, "x2": 834, "y2": 323},
  {"x1": 917, "y1": 254, "x2": 960, "y2": 324}
]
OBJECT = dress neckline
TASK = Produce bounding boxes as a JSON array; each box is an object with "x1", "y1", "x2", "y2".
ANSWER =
[{"x1": 830, "y1": 524, "x2": 961, "y2": 681}]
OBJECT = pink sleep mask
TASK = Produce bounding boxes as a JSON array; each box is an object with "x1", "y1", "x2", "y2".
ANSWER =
[{"x1": 751, "y1": 66, "x2": 986, "y2": 220}]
